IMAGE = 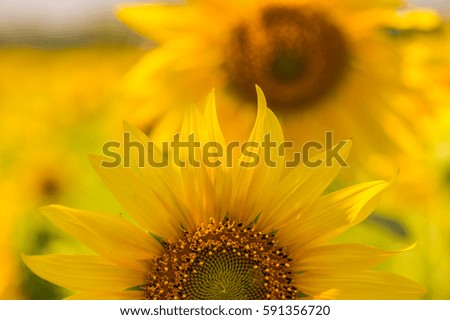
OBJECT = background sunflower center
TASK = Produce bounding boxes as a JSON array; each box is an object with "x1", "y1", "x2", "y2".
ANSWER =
[
  {"x1": 271, "y1": 51, "x2": 308, "y2": 83},
  {"x1": 225, "y1": 4, "x2": 349, "y2": 109}
]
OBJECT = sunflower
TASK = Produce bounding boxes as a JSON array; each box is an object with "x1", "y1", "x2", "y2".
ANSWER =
[
  {"x1": 23, "y1": 88, "x2": 425, "y2": 299},
  {"x1": 116, "y1": 0, "x2": 438, "y2": 158},
  {"x1": 332, "y1": 23, "x2": 450, "y2": 299}
]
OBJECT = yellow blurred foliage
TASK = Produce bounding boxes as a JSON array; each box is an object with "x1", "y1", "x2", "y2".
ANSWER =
[{"x1": 0, "y1": 45, "x2": 144, "y2": 299}]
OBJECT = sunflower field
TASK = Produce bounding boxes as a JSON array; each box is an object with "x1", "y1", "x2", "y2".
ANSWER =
[{"x1": 1, "y1": 0, "x2": 449, "y2": 301}]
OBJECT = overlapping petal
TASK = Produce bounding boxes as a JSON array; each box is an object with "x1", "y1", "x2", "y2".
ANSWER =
[
  {"x1": 23, "y1": 255, "x2": 146, "y2": 292},
  {"x1": 40, "y1": 205, "x2": 160, "y2": 272},
  {"x1": 298, "y1": 270, "x2": 427, "y2": 299},
  {"x1": 89, "y1": 155, "x2": 184, "y2": 240},
  {"x1": 280, "y1": 180, "x2": 391, "y2": 249},
  {"x1": 294, "y1": 243, "x2": 412, "y2": 273}
]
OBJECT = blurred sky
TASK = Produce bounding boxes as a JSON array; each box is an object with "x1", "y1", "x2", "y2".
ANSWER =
[
  {"x1": 0, "y1": 0, "x2": 159, "y2": 44},
  {"x1": 0, "y1": 0, "x2": 145, "y2": 30},
  {"x1": 0, "y1": 0, "x2": 447, "y2": 44},
  {"x1": 410, "y1": 0, "x2": 450, "y2": 12}
]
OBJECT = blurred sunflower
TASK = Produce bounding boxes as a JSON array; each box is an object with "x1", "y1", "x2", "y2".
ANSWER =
[
  {"x1": 117, "y1": 0, "x2": 439, "y2": 157},
  {"x1": 331, "y1": 23, "x2": 450, "y2": 298},
  {"x1": 400, "y1": 21, "x2": 450, "y2": 114},
  {"x1": 23, "y1": 88, "x2": 425, "y2": 299}
]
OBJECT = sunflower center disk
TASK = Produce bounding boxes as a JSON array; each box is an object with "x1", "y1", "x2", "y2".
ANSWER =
[
  {"x1": 143, "y1": 220, "x2": 297, "y2": 300},
  {"x1": 226, "y1": 5, "x2": 349, "y2": 109}
]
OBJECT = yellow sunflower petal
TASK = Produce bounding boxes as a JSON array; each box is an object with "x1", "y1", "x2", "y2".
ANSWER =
[
  {"x1": 260, "y1": 140, "x2": 352, "y2": 233},
  {"x1": 203, "y1": 89, "x2": 226, "y2": 146},
  {"x1": 245, "y1": 86, "x2": 286, "y2": 205},
  {"x1": 66, "y1": 291, "x2": 144, "y2": 300},
  {"x1": 178, "y1": 103, "x2": 217, "y2": 224},
  {"x1": 201, "y1": 89, "x2": 233, "y2": 220},
  {"x1": 122, "y1": 122, "x2": 196, "y2": 230},
  {"x1": 298, "y1": 270, "x2": 427, "y2": 299},
  {"x1": 40, "y1": 205, "x2": 160, "y2": 272},
  {"x1": 89, "y1": 155, "x2": 182, "y2": 240},
  {"x1": 22, "y1": 255, "x2": 146, "y2": 292},
  {"x1": 294, "y1": 243, "x2": 410, "y2": 273},
  {"x1": 230, "y1": 86, "x2": 285, "y2": 223},
  {"x1": 280, "y1": 180, "x2": 390, "y2": 248},
  {"x1": 116, "y1": 4, "x2": 199, "y2": 42}
]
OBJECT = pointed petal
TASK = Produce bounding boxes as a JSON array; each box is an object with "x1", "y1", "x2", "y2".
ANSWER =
[
  {"x1": 260, "y1": 140, "x2": 352, "y2": 233},
  {"x1": 203, "y1": 89, "x2": 232, "y2": 220},
  {"x1": 203, "y1": 89, "x2": 226, "y2": 147},
  {"x1": 122, "y1": 122, "x2": 196, "y2": 232},
  {"x1": 298, "y1": 270, "x2": 427, "y2": 299},
  {"x1": 294, "y1": 243, "x2": 410, "y2": 273},
  {"x1": 23, "y1": 255, "x2": 146, "y2": 292},
  {"x1": 280, "y1": 180, "x2": 390, "y2": 248},
  {"x1": 40, "y1": 205, "x2": 160, "y2": 272},
  {"x1": 116, "y1": 4, "x2": 198, "y2": 42},
  {"x1": 178, "y1": 103, "x2": 217, "y2": 225},
  {"x1": 90, "y1": 155, "x2": 182, "y2": 240},
  {"x1": 230, "y1": 86, "x2": 285, "y2": 223}
]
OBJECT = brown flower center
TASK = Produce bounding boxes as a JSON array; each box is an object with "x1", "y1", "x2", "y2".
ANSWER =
[
  {"x1": 225, "y1": 5, "x2": 349, "y2": 109},
  {"x1": 143, "y1": 219, "x2": 296, "y2": 299}
]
